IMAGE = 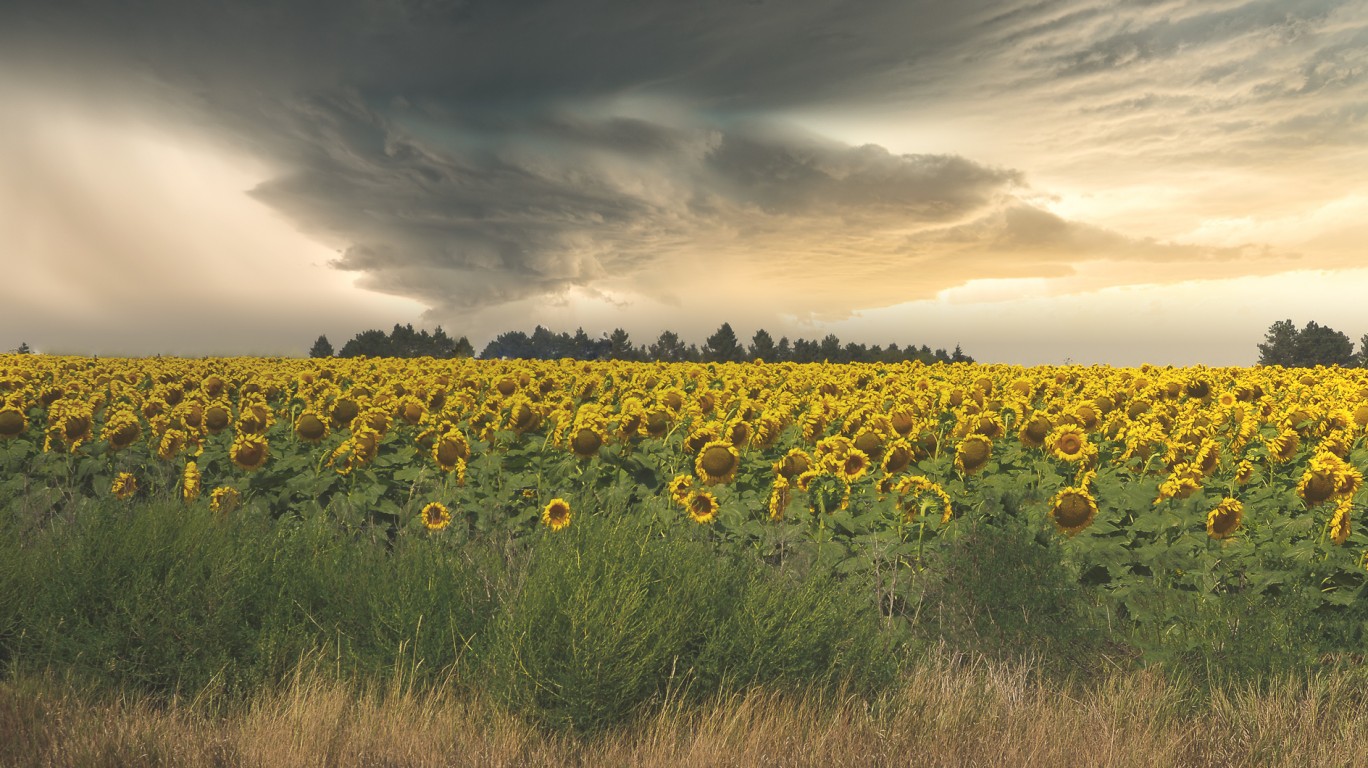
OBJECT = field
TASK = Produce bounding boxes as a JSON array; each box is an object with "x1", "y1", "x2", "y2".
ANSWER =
[{"x1": 3, "y1": 354, "x2": 1368, "y2": 764}]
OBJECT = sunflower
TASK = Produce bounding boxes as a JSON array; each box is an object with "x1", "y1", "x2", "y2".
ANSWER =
[
  {"x1": 111, "y1": 472, "x2": 138, "y2": 501},
  {"x1": 182, "y1": 461, "x2": 201, "y2": 504},
  {"x1": 156, "y1": 428, "x2": 187, "y2": 461},
  {"x1": 542, "y1": 498, "x2": 572, "y2": 531},
  {"x1": 433, "y1": 428, "x2": 470, "y2": 472},
  {"x1": 954, "y1": 434, "x2": 992, "y2": 475},
  {"x1": 1330, "y1": 497, "x2": 1353, "y2": 546},
  {"x1": 806, "y1": 473, "x2": 850, "y2": 515},
  {"x1": 204, "y1": 403, "x2": 231, "y2": 434},
  {"x1": 1299, "y1": 467, "x2": 1338, "y2": 506},
  {"x1": 229, "y1": 433, "x2": 270, "y2": 472},
  {"x1": 570, "y1": 425, "x2": 605, "y2": 458},
  {"x1": 210, "y1": 486, "x2": 241, "y2": 514},
  {"x1": 696, "y1": 440, "x2": 741, "y2": 485},
  {"x1": 1206, "y1": 498, "x2": 1243, "y2": 540},
  {"x1": 0, "y1": 406, "x2": 26, "y2": 439},
  {"x1": 880, "y1": 440, "x2": 914, "y2": 475},
  {"x1": 687, "y1": 490, "x2": 719, "y2": 524},
  {"x1": 895, "y1": 475, "x2": 953, "y2": 523},
  {"x1": 839, "y1": 448, "x2": 872, "y2": 483},
  {"x1": 774, "y1": 448, "x2": 812, "y2": 480},
  {"x1": 295, "y1": 412, "x2": 329, "y2": 443},
  {"x1": 421, "y1": 501, "x2": 453, "y2": 531},
  {"x1": 1266, "y1": 428, "x2": 1300, "y2": 463},
  {"x1": 104, "y1": 411, "x2": 142, "y2": 451},
  {"x1": 768, "y1": 476, "x2": 791, "y2": 521},
  {"x1": 1046, "y1": 425, "x2": 1090, "y2": 463},
  {"x1": 1235, "y1": 459, "x2": 1256, "y2": 485},
  {"x1": 1018, "y1": 413, "x2": 1053, "y2": 448},
  {"x1": 1156, "y1": 463, "x2": 1203, "y2": 502},
  {"x1": 668, "y1": 473, "x2": 694, "y2": 506},
  {"x1": 1049, "y1": 486, "x2": 1098, "y2": 536}
]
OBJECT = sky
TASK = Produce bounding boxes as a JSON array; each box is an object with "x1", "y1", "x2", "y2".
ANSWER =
[{"x1": 2, "y1": 0, "x2": 1366, "y2": 365}]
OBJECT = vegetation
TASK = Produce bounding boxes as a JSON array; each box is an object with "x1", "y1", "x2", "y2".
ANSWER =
[
  {"x1": 3, "y1": 351, "x2": 1368, "y2": 755},
  {"x1": 1257, "y1": 319, "x2": 1357, "y2": 367},
  {"x1": 324, "y1": 322, "x2": 970, "y2": 363}
]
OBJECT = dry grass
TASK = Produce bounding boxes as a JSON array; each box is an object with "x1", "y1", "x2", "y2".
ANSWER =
[{"x1": 4, "y1": 654, "x2": 1368, "y2": 768}]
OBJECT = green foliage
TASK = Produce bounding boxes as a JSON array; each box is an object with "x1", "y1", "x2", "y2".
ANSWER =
[
  {"x1": 338, "y1": 323, "x2": 473, "y2": 359},
  {"x1": 480, "y1": 513, "x2": 903, "y2": 733},
  {"x1": 1257, "y1": 319, "x2": 1356, "y2": 367}
]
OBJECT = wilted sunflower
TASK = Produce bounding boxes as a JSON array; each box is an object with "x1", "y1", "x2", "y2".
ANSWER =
[
  {"x1": 1206, "y1": 498, "x2": 1243, "y2": 540},
  {"x1": 157, "y1": 428, "x2": 188, "y2": 461},
  {"x1": 954, "y1": 434, "x2": 992, "y2": 475},
  {"x1": 0, "y1": 406, "x2": 27, "y2": 439},
  {"x1": 111, "y1": 472, "x2": 138, "y2": 501},
  {"x1": 696, "y1": 440, "x2": 741, "y2": 485},
  {"x1": 768, "y1": 476, "x2": 791, "y2": 521},
  {"x1": 895, "y1": 475, "x2": 953, "y2": 523},
  {"x1": 433, "y1": 428, "x2": 470, "y2": 472},
  {"x1": 421, "y1": 501, "x2": 453, "y2": 531},
  {"x1": 1049, "y1": 486, "x2": 1098, "y2": 536},
  {"x1": 103, "y1": 411, "x2": 142, "y2": 451},
  {"x1": 229, "y1": 433, "x2": 270, "y2": 472},
  {"x1": 687, "y1": 490, "x2": 719, "y2": 524},
  {"x1": 1329, "y1": 497, "x2": 1353, "y2": 545},
  {"x1": 295, "y1": 412, "x2": 329, "y2": 443},
  {"x1": 1018, "y1": 413, "x2": 1053, "y2": 448},
  {"x1": 210, "y1": 486, "x2": 241, "y2": 515},
  {"x1": 182, "y1": 461, "x2": 201, "y2": 504},
  {"x1": 774, "y1": 448, "x2": 812, "y2": 480},
  {"x1": 542, "y1": 498, "x2": 572, "y2": 531}
]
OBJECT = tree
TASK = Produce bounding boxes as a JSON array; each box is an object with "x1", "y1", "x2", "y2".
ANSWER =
[
  {"x1": 338, "y1": 329, "x2": 389, "y2": 358},
  {"x1": 749, "y1": 329, "x2": 776, "y2": 361},
  {"x1": 606, "y1": 328, "x2": 637, "y2": 360},
  {"x1": 1356, "y1": 334, "x2": 1368, "y2": 368},
  {"x1": 1256, "y1": 319, "x2": 1298, "y2": 366},
  {"x1": 14, "y1": 342, "x2": 31, "y2": 354},
  {"x1": 702, "y1": 322, "x2": 744, "y2": 363},
  {"x1": 649, "y1": 330, "x2": 690, "y2": 362},
  {"x1": 308, "y1": 335, "x2": 334, "y2": 358},
  {"x1": 1257, "y1": 319, "x2": 1353, "y2": 367},
  {"x1": 1293, "y1": 321, "x2": 1353, "y2": 367}
]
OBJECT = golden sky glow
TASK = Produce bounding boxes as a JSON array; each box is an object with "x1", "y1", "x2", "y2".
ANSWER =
[{"x1": 2, "y1": 0, "x2": 1365, "y2": 363}]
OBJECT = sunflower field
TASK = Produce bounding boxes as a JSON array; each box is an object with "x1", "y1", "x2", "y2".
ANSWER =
[{"x1": 2, "y1": 354, "x2": 1367, "y2": 656}]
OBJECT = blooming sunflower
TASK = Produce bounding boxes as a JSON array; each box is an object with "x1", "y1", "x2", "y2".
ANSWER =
[
  {"x1": 954, "y1": 434, "x2": 992, "y2": 475},
  {"x1": 687, "y1": 490, "x2": 719, "y2": 524},
  {"x1": 111, "y1": 472, "x2": 138, "y2": 501},
  {"x1": 569, "y1": 425, "x2": 605, "y2": 458},
  {"x1": 1018, "y1": 413, "x2": 1053, "y2": 448},
  {"x1": 1049, "y1": 486, "x2": 1098, "y2": 536},
  {"x1": 774, "y1": 448, "x2": 812, "y2": 480},
  {"x1": 806, "y1": 473, "x2": 850, "y2": 515},
  {"x1": 157, "y1": 428, "x2": 188, "y2": 461},
  {"x1": 421, "y1": 501, "x2": 453, "y2": 531},
  {"x1": 1206, "y1": 498, "x2": 1243, "y2": 539},
  {"x1": 695, "y1": 440, "x2": 740, "y2": 485},
  {"x1": 230, "y1": 433, "x2": 269, "y2": 472},
  {"x1": 838, "y1": 448, "x2": 872, "y2": 483},
  {"x1": 542, "y1": 498, "x2": 572, "y2": 531},
  {"x1": 880, "y1": 440, "x2": 914, "y2": 475},
  {"x1": 103, "y1": 411, "x2": 142, "y2": 451},
  {"x1": 1046, "y1": 425, "x2": 1090, "y2": 464}
]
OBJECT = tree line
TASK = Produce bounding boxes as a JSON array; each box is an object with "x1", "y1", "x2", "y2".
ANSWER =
[
  {"x1": 310, "y1": 322, "x2": 972, "y2": 364},
  {"x1": 1257, "y1": 319, "x2": 1368, "y2": 367}
]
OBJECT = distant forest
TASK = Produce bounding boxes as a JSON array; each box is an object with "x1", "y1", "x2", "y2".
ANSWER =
[{"x1": 309, "y1": 323, "x2": 973, "y2": 364}]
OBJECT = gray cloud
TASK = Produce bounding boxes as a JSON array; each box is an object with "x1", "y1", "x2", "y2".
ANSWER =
[{"x1": 1, "y1": 0, "x2": 1359, "y2": 346}]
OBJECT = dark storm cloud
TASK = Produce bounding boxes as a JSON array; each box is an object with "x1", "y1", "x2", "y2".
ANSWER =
[{"x1": 2, "y1": 0, "x2": 1352, "y2": 330}]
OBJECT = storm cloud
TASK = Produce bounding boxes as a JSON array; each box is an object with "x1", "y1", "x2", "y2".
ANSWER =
[{"x1": 2, "y1": 0, "x2": 1364, "y2": 357}]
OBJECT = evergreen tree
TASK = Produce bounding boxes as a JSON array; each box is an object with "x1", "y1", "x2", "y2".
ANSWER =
[
  {"x1": 15, "y1": 342, "x2": 31, "y2": 355},
  {"x1": 776, "y1": 336, "x2": 792, "y2": 361},
  {"x1": 1356, "y1": 333, "x2": 1368, "y2": 368},
  {"x1": 1257, "y1": 319, "x2": 1298, "y2": 366},
  {"x1": 702, "y1": 322, "x2": 744, "y2": 362},
  {"x1": 1292, "y1": 321, "x2": 1353, "y2": 367},
  {"x1": 308, "y1": 335, "x2": 334, "y2": 358},
  {"x1": 649, "y1": 330, "x2": 690, "y2": 362},
  {"x1": 749, "y1": 329, "x2": 776, "y2": 361},
  {"x1": 606, "y1": 328, "x2": 637, "y2": 360}
]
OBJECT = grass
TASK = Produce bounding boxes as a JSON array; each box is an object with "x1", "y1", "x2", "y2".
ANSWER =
[{"x1": 5, "y1": 653, "x2": 1368, "y2": 767}]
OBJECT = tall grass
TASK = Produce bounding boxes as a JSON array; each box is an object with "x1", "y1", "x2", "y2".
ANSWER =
[{"x1": 5, "y1": 654, "x2": 1368, "y2": 768}]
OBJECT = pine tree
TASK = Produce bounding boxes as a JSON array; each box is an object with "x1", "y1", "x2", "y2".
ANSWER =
[
  {"x1": 702, "y1": 323, "x2": 744, "y2": 362},
  {"x1": 308, "y1": 335, "x2": 334, "y2": 358}
]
